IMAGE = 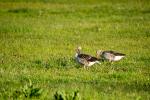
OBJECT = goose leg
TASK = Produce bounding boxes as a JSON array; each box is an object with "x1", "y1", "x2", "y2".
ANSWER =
[
  {"x1": 107, "y1": 59, "x2": 113, "y2": 65},
  {"x1": 111, "y1": 61, "x2": 114, "y2": 64},
  {"x1": 84, "y1": 65, "x2": 86, "y2": 69},
  {"x1": 109, "y1": 59, "x2": 112, "y2": 62}
]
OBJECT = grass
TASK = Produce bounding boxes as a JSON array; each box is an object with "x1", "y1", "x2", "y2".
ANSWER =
[{"x1": 0, "y1": 0, "x2": 150, "y2": 99}]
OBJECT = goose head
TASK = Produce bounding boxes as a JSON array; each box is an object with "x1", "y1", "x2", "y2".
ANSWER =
[
  {"x1": 75, "y1": 46, "x2": 82, "y2": 57},
  {"x1": 96, "y1": 50, "x2": 103, "y2": 58}
]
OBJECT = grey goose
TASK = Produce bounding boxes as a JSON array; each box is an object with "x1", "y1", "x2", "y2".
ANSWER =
[
  {"x1": 97, "y1": 50, "x2": 125, "y2": 62},
  {"x1": 75, "y1": 47, "x2": 100, "y2": 69}
]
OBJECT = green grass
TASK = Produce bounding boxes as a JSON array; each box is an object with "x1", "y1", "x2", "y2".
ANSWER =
[{"x1": 0, "y1": 0, "x2": 150, "y2": 99}]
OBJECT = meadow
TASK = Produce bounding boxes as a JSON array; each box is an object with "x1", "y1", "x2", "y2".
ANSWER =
[{"x1": 0, "y1": 0, "x2": 150, "y2": 99}]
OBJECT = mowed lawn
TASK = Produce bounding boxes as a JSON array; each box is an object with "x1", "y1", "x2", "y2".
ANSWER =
[{"x1": 0, "y1": 0, "x2": 150, "y2": 99}]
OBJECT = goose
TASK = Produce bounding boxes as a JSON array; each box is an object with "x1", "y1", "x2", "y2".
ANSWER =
[
  {"x1": 75, "y1": 47, "x2": 100, "y2": 69},
  {"x1": 96, "y1": 50, "x2": 126, "y2": 62}
]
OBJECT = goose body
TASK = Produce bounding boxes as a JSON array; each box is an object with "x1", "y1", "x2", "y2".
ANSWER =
[
  {"x1": 75, "y1": 47, "x2": 100, "y2": 68},
  {"x1": 97, "y1": 50, "x2": 125, "y2": 62}
]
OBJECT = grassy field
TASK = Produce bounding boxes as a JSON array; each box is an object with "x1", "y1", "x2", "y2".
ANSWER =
[{"x1": 0, "y1": 0, "x2": 150, "y2": 99}]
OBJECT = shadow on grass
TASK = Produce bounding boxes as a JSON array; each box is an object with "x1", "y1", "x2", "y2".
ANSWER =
[{"x1": 7, "y1": 8, "x2": 44, "y2": 17}]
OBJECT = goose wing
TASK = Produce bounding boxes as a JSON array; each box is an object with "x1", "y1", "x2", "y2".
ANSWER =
[
  {"x1": 78, "y1": 54, "x2": 98, "y2": 62},
  {"x1": 113, "y1": 52, "x2": 125, "y2": 56},
  {"x1": 103, "y1": 51, "x2": 125, "y2": 56}
]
